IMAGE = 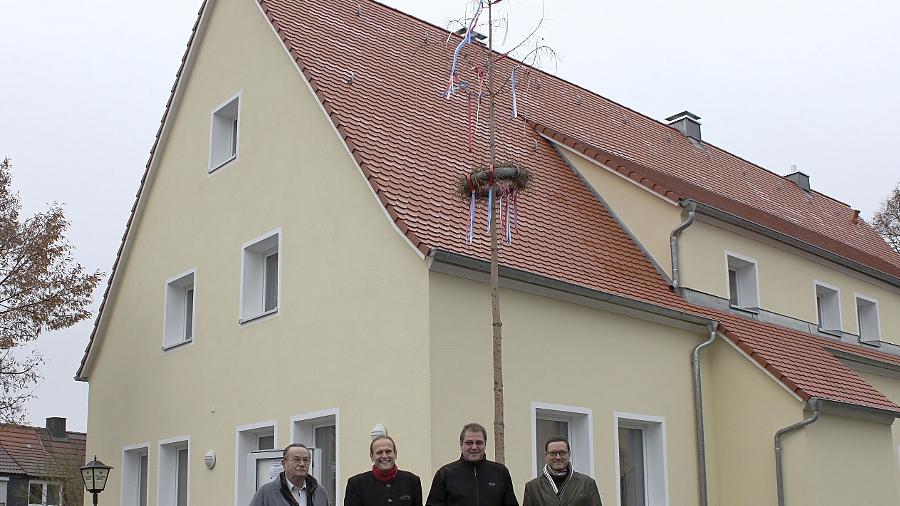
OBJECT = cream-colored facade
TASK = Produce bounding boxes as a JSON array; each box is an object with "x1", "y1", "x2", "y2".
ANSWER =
[{"x1": 82, "y1": 0, "x2": 900, "y2": 505}]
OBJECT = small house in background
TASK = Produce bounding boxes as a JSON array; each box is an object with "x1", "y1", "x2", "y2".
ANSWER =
[{"x1": 0, "y1": 417, "x2": 86, "y2": 506}]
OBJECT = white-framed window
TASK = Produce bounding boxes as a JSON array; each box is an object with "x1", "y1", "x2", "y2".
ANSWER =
[
  {"x1": 1, "y1": 477, "x2": 8, "y2": 506},
  {"x1": 159, "y1": 436, "x2": 190, "y2": 506},
  {"x1": 813, "y1": 281, "x2": 841, "y2": 333},
  {"x1": 292, "y1": 408, "x2": 340, "y2": 505},
  {"x1": 855, "y1": 295, "x2": 881, "y2": 343},
  {"x1": 121, "y1": 443, "x2": 150, "y2": 506},
  {"x1": 164, "y1": 269, "x2": 196, "y2": 349},
  {"x1": 209, "y1": 93, "x2": 240, "y2": 172},
  {"x1": 530, "y1": 402, "x2": 593, "y2": 478},
  {"x1": 614, "y1": 412, "x2": 669, "y2": 506},
  {"x1": 27, "y1": 481, "x2": 60, "y2": 506},
  {"x1": 725, "y1": 252, "x2": 759, "y2": 310},
  {"x1": 235, "y1": 421, "x2": 277, "y2": 506},
  {"x1": 240, "y1": 229, "x2": 281, "y2": 323}
]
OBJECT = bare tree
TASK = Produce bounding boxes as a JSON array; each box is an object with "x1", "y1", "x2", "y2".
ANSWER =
[
  {"x1": 0, "y1": 158, "x2": 102, "y2": 423},
  {"x1": 872, "y1": 182, "x2": 900, "y2": 253}
]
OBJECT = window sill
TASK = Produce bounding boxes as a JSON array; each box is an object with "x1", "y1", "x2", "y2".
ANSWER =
[
  {"x1": 208, "y1": 154, "x2": 237, "y2": 174},
  {"x1": 162, "y1": 339, "x2": 193, "y2": 352},
  {"x1": 858, "y1": 338, "x2": 881, "y2": 348},
  {"x1": 817, "y1": 328, "x2": 842, "y2": 338},
  {"x1": 239, "y1": 308, "x2": 279, "y2": 325},
  {"x1": 729, "y1": 304, "x2": 759, "y2": 315}
]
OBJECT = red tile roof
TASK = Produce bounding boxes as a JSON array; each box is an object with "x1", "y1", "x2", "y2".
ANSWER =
[
  {"x1": 78, "y1": 0, "x2": 900, "y2": 416},
  {"x1": 257, "y1": 0, "x2": 900, "y2": 413},
  {"x1": 0, "y1": 424, "x2": 85, "y2": 478}
]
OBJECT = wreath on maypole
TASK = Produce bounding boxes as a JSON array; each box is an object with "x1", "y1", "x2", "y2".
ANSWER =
[{"x1": 457, "y1": 162, "x2": 531, "y2": 244}]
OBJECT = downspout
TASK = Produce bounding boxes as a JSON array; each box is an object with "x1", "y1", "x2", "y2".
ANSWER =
[
  {"x1": 670, "y1": 201, "x2": 697, "y2": 290},
  {"x1": 692, "y1": 320, "x2": 718, "y2": 506},
  {"x1": 775, "y1": 397, "x2": 821, "y2": 506}
]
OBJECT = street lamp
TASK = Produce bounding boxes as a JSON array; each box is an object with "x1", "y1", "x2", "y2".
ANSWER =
[{"x1": 80, "y1": 456, "x2": 113, "y2": 506}]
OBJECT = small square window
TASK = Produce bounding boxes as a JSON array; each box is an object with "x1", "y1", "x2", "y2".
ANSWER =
[
  {"x1": 293, "y1": 410, "x2": 339, "y2": 503},
  {"x1": 240, "y1": 230, "x2": 280, "y2": 323},
  {"x1": 615, "y1": 413, "x2": 668, "y2": 506},
  {"x1": 164, "y1": 270, "x2": 196, "y2": 349},
  {"x1": 159, "y1": 438, "x2": 190, "y2": 506},
  {"x1": 122, "y1": 445, "x2": 149, "y2": 506},
  {"x1": 856, "y1": 296, "x2": 880, "y2": 343},
  {"x1": 531, "y1": 403, "x2": 592, "y2": 478},
  {"x1": 236, "y1": 422, "x2": 277, "y2": 506},
  {"x1": 726, "y1": 253, "x2": 759, "y2": 310},
  {"x1": 814, "y1": 282, "x2": 841, "y2": 333},
  {"x1": 209, "y1": 94, "x2": 239, "y2": 171}
]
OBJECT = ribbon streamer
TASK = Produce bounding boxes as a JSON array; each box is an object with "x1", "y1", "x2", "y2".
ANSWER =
[
  {"x1": 468, "y1": 190, "x2": 477, "y2": 243},
  {"x1": 446, "y1": 0, "x2": 484, "y2": 98},
  {"x1": 511, "y1": 67, "x2": 518, "y2": 119}
]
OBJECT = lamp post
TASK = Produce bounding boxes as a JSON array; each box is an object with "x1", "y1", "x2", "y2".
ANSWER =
[{"x1": 80, "y1": 456, "x2": 113, "y2": 506}]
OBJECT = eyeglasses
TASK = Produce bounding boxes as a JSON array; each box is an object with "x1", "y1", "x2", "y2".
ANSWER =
[
  {"x1": 286, "y1": 457, "x2": 311, "y2": 464},
  {"x1": 545, "y1": 451, "x2": 570, "y2": 458}
]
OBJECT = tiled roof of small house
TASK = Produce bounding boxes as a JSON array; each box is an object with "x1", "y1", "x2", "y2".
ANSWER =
[{"x1": 0, "y1": 423, "x2": 86, "y2": 478}]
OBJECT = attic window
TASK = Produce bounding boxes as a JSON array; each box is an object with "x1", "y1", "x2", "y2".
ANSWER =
[
  {"x1": 814, "y1": 282, "x2": 841, "y2": 334},
  {"x1": 164, "y1": 270, "x2": 196, "y2": 350},
  {"x1": 209, "y1": 94, "x2": 240, "y2": 172},
  {"x1": 726, "y1": 252, "x2": 759, "y2": 311},
  {"x1": 240, "y1": 229, "x2": 280, "y2": 323}
]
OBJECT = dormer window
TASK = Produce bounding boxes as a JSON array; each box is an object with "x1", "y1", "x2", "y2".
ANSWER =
[
  {"x1": 855, "y1": 295, "x2": 880, "y2": 343},
  {"x1": 814, "y1": 282, "x2": 841, "y2": 334},
  {"x1": 726, "y1": 252, "x2": 759, "y2": 311}
]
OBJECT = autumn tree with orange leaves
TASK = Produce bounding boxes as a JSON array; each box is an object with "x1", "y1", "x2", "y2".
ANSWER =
[{"x1": 0, "y1": 158, "x2": 101, "y2": 423}]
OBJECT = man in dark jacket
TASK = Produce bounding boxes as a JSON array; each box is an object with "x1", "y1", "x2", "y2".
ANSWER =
[
  {"x1": 523, "y1": 437, "x2": 602, "y2": 506},
  {"x1": 250, "y1": 444, "x2": 331, "y2": 506},
  {"x1": 345, "y1": 435, "x2": 423, "y2": 506},
  {"x1": 426, "y1": 422, "x2": 519, "y2": 506}
]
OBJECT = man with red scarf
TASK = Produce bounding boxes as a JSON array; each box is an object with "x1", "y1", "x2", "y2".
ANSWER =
[{"x1": 344, "y1": 435, "x2": 423, "y2": 506}]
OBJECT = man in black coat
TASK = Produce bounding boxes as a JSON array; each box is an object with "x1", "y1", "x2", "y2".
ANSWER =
[
  {"x1": 345, "y1": 435, "x2": 423, "y2": 506},
  {"x1": 426, "y1": 422, "x2": 519, "y2": 506}
]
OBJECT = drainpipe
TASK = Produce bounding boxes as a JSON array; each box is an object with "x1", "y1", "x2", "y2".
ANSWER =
[
  {"x1": 775, "y1": 397, "x2": 821, "y2": 506},
  {"x1": 670, "y1": 201, "x2": 697, "y2": 290},
  {"x1": 692, "y1": 320, "x2": 717, "y2": 506}
]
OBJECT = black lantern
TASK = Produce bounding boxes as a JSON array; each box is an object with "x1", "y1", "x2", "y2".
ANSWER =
[{"x1": 80, "y1": 456, "x2": 113, "y2": 505}]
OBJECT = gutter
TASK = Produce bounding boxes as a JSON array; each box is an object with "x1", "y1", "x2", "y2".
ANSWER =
[
  {"x1": 692, "y1": 320, "x2": 718, "y2": 506},
  {"x1": 687, "y1": 200, "x2": 900, "y2": 289},
  {"x1": 774, "y1": 397, "x2": 821, "y2": 506},
  {"x1": 670, "y1": 201, "x2": 697, "y2": 290}
]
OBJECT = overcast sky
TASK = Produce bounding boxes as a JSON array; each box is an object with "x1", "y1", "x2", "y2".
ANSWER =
[{"x1": 1, "y1": 0, "x2": 898, "y2": 432}]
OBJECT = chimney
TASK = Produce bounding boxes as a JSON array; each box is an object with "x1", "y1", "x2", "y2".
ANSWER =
[
  {"x1": 46, "y1": 417, "x2": 67, "y2": 440},
  {"x1": 666, "y1": 111, "x2": 702, "y2": 141},
  {"x1": 785, "y1": 166, "x2": 810, "y2": 192}
]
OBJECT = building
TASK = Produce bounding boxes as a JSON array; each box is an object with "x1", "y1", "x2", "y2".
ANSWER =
[
  {"x1": 0, "y1": 418, "x2": 86, "y2": 506},
  {"x1": 75, "y1": 0, "x2": 900, "y2": 505}
]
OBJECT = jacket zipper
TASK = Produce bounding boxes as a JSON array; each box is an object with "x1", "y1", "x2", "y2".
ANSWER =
[{"x1": 474, "y1": 465, "x2": 479, "y2": 506}]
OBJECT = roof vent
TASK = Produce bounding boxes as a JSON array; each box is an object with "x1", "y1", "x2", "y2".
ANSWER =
[
  {"x1": 785, "y1": 166, "x2": 810, "y2": 192},
  {"x1": 666, "y1": 111, "x2": 701, "y2": 141},
  {"x1": 46, "y1": 417, "x2": 67, "y2": 440}
]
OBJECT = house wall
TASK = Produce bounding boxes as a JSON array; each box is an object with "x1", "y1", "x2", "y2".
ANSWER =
[
  {"x1": 680, "y1": 219, "x2": 900, "y2": 344},
  {"x1": 855, "y1": 370, "x2": 900, "y2": 495},
  {"x1": 556, "y1": 146, "x2": 682, "y2": 277},
  {"x1": 799, "y1": 413, "x2": 899, "y2": 506},
  {"x1": 84, "y1": 0, "x2": 430, "y2": 505},
  {"x1": 427, "y1": 271, "x2": 712, "y2": 505},
  {"x1": 706, "y1": 337, "x2": 805, "y2": 506}
]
